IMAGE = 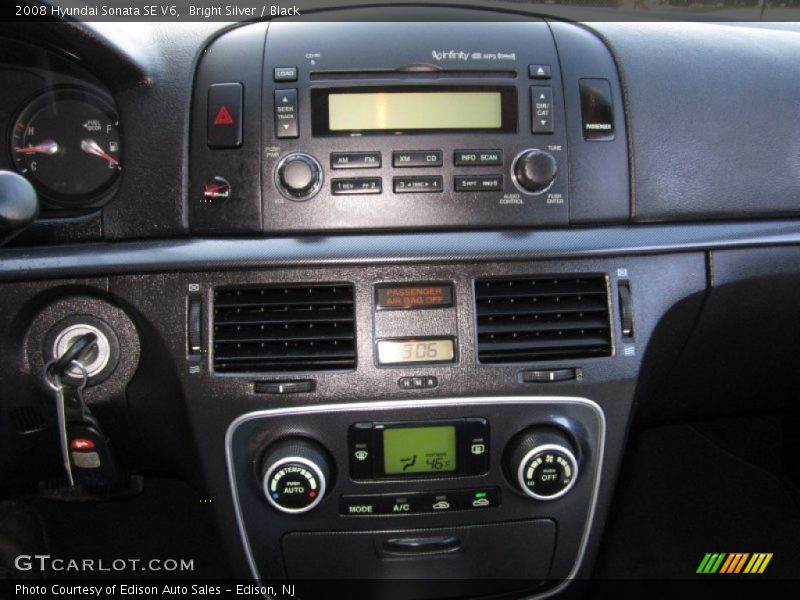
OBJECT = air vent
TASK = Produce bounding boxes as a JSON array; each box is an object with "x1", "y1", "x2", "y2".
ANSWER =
[
  {"x1": 475, "y1": 275, "x2": 612, "y2": 364},
  {"x1": 213, "y1": 284, "x2": 355, "y2": 373}
]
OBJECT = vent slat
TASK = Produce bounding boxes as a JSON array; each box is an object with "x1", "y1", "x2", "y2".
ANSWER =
[
  {"x1": 475, "y1": 278, "x2": 607, "y2": 300},
  {"x1": 475, "y1": 275, "x2": 612, "y2": 364},
  {"x1": 477, "y1": 315, "x2": 609, "y2": 335},
  {"x1": 475, "y1": 296, "x2": 608, "y2": 317},
  {"x1": 213, "y1": 284, "x2": 356, "y2": 373}
]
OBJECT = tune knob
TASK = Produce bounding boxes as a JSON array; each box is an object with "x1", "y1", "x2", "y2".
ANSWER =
[
  {"x1": 511, "y1": 149, "x2": 558, "y2": 194},
  {"x1": 275, "y1": 153, "x2": 323, "y2": 201},
  {"x1": 505, "y1": 426, "x2": 579, "y2": 500},
  {"x1": 260, "y1": 438, "x2": 332, "y2": 514}
]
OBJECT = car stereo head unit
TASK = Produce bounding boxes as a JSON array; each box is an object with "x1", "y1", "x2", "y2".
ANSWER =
[
  {"x1": 349, "y1": 418, "x2": 490, "y2": 480},
  {"x1": 260, "y1": 20, "x2": 570, "y2": 231},
  {"x1": 190, "y1": 18, "x2": 628, "y2": 234}
]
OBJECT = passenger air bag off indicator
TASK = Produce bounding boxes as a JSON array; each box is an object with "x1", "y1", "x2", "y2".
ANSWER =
[{"x1": 376, "y1": 283, "x2": 454, "y2": 310}]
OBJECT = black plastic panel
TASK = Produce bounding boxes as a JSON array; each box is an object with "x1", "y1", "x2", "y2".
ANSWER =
[{"x1": 593, "y1": 22, "x2": 800, "y2": 222}]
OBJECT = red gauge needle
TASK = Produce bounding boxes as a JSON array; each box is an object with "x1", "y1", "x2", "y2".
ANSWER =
[
  {"x1": 80, "y1": 139, "x2": 119, "y2": 166},
  {"x1": 15, "y1": 140, "x2": 59, "y2": 155}
]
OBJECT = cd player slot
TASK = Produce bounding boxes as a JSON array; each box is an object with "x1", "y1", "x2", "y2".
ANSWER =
[{"x1": 309, "y1": 69, "x2": 518, "y2": 81}]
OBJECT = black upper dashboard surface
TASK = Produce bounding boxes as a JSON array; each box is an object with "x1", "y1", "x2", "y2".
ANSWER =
[{"x1": 1, "y1": 7, "x2": 799, "y2": 251}]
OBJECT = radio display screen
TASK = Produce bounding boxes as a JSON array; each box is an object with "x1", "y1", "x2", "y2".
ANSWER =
[
  {"x1": 311, "y1": 86, "x2": 517, "y2": 135},
  {"x1": 383, "y1": 425, "x2": 457, "y2": 474},
  {"x1": 329, "y1": 91, "x2": 501, "y2": 131}
]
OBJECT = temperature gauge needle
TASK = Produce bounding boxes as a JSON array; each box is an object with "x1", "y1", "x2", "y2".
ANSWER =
[
  {"x1": 15, "y1": 140, "x2": 59, "y2": 155},
  {"x1": 81, "y1": 139, "x2": 119, "y2": 166}
]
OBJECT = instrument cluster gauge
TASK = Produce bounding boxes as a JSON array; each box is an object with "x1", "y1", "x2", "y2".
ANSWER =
[{"x1": 10, "y1": 89, "x2": 122, "y2": 209}]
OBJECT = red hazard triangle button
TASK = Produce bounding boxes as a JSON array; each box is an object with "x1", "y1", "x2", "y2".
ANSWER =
[
  {"x1": 214, "y1": 105, "x2": 234, "y2": 126},
  {"x1": 207, "y1": 83, "x2": 242, "y2": 148}
]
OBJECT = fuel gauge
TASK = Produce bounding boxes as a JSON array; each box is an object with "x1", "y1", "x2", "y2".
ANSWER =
[{"x1": 11, "y1": 89, "x2": 121, "y2": 207}]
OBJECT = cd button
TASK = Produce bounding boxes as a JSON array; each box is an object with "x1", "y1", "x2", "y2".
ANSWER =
[{"x1": 392, "y1": 150, "x2": 443, "y2": 168}]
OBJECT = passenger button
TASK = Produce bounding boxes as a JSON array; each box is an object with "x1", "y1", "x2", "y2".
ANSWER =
[
  {"x1": 579, "y1": 78, "x2": 615, "y2": 141},
  {"x1": 331, "y1": 152, "x2": 381, "y2": 169},
  {"x1": 393, "y1": 176, "x2": 443, "y2": 193},
  {"x1": 273, "y1": 67, "x2": 298, "y2": 82},
  {"x1": 453, "y1": 149, "x2": 503, "y2": 167},
  {"x1": 392, "y1": 150, "x2": 443, "y2": 168},
  {"x1": 274, "y1": 89, "x2": 298, "y2": 139},
  {"x1": 331, "y1": 177, "x2": 382, "y2": 195},
  {"x1": 454, "y1": 175, "x2": 503, "y2": 192},
  {"x1": 531, "y1": 86, "x2": 554, "y2": 134},
  {"x1": 340, "y1": 495, "x2": 381, "y2": 516},
  {"x1": 207, "y1": 83, "x2": 242, "y2": 148}
]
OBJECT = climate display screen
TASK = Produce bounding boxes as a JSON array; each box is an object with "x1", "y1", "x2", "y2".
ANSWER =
[{"x1": 383, "y1": 425, "x2": 457, "y2": 474}]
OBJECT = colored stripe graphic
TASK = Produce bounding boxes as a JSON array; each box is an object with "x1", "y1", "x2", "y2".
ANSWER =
[
  {"x1": 698, "y1": 552, "x2": 773, "y2": 574},
  {"x1": 743, "y1": 553, "x2": 773, "y2": 574}
]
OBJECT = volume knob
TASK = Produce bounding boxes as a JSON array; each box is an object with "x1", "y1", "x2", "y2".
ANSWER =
[
  {"x1": 275, "y1": 153, "x2": 323, "y2": 201},
  {"x1": 511, "y1": 149, "x2": 558, "y2": 195},
  {"x1": 260, "y1": 438, "x2": 332, "y2": 514}
]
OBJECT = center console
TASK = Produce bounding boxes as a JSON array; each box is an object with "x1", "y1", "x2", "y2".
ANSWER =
[{"x1": 228, "y1": 397, "x2": 603, "y2": 587}]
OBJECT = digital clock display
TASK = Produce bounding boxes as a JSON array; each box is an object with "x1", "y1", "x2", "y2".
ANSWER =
[
  {"x1": 383, "y1": 425, "x2": 457, "y2": 475},
  {"x1": 376, "y1": 338, "x2": 455, "y2": 365}
]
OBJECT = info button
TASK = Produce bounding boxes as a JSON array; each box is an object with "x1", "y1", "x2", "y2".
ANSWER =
[{"x1": 454, "y1": 149, "x2": 503, "y2": 167}]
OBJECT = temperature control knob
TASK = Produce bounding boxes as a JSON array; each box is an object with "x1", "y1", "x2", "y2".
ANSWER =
[
  {"x1": 505, "y1": 426, "x2": 579, "y2": 501},
  {"x1": 260, "y1": 438, "x2": 332, "y2": 514},
  {"x1": 275, "y1": 153, "x2": 323, "y2": 201},
  {"x1": 511, "y1": 149, "x2": 558, "y2": 194}
]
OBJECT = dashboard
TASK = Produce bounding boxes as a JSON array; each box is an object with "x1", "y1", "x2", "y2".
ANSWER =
[{"x1": 2, "y1": 3, "x2": 800, "y2": 597}]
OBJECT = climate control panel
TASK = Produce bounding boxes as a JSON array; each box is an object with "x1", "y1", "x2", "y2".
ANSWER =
[{"x1": 229, "y1": 397, "x2": 602, "y2": 583}]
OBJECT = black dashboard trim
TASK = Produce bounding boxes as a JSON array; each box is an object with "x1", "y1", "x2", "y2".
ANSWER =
[{"x1": 2, "y1": 220, "x2": 800, "y2": 281}]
